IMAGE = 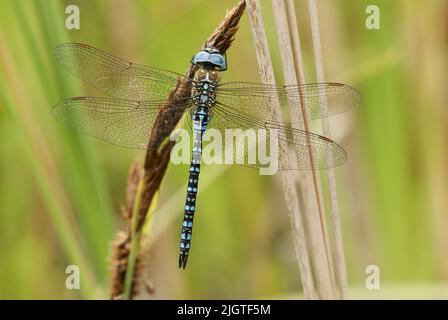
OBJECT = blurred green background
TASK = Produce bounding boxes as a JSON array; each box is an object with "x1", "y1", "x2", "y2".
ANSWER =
[{"x1": 0, "y1": 0, "x2": 447, "y2": 299}]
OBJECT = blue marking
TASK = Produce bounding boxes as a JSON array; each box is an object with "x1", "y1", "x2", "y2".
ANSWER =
[
  {"x1": 187, "y1": 187, "x2": 192, "y2": 192},
  {"x1": 188, "y1": 222, "x2": 193, "y2": 227},
  {"x1": 180, "y1": 242, "x2": 185, "y2": 248},
  {"x1": 183, "y1": 221, "x2": 188, "y2": 227},
  {"x1": 200, "y1": 95, "x2": 208, "y2": 102},
  {"x1": 187, "y1": 234, "x2": 191, "y2": 240},
  {"x1": 186, "y1": 243, "x2": 190, "y2": 249},
  {"x1": 195, "y1": 167, "x2": 200, "y2": 172},
  {"x1": 203, "y1": 83, "x2": 209, "y2": 89},
  {"x1": 181, "y1": 233, "x2": 186, "y2": 240},
  {"x1": 191, "y1": 206, "x2": 195, "y2": 211},
  {"x1": 185, "y1": 205, "x2": 190, "y2": 210},
  {"x1": 193, "y1": 188, "x2": 197, "y2": 192}
]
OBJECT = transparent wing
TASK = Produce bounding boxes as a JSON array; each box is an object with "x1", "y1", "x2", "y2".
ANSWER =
[
  {"x1": 53, "y1": 43, "x2": 192, "y2": 101},
  {"x1": 216, "y1": 82, "x2": 362, "y2": 124},
  {"x1": 53, "y1": 97, "x2": 192, "y2": 149},
  {"x1": 205, "y1": 103, "x2": 347, "y2": 170}
]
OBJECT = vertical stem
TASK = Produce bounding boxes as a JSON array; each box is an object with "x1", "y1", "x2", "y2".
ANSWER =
[
  {"x1": 308, "y1": 0, "x2": 349, "y2": 299},
  {"x1": 270, "y1": 0, "x2": 336, "y2": 300},
  {"x1": 123, "y1": 178, "x2": 145, "y2": 299},
  {"x1": 246, "y1": 0, "x2": 317, "y2": 300},
  {"x1": 285, "y1": 0, "x2": 337, "y2": 299}
]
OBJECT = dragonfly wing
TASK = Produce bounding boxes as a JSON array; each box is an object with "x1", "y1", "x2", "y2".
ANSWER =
[
  {"x1": 206, "y1": 104, "x2": 347, "y2": 170},
  {"x1": 53, "y1": 97, "x2": 192, "y2": 149},
  {"x1": 53, "y1": 43, "x2": 190, "y2": 101},
  {"x1": 216, "y1": 82, "x2": 362, "y2": 124}
]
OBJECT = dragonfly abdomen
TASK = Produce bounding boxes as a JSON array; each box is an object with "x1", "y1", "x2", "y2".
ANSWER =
[{"x1": 178, "y1": 104, "x2": 212, "y2": 269}]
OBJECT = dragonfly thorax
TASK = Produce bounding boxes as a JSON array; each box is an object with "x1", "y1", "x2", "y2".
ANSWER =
[{"x1": 192, "y1": 68, "x2": 218, "y2": 110}]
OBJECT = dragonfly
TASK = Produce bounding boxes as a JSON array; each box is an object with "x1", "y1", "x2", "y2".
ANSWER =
[{"x1": 53, "y1": 43, "x2": 361, "y2": 269}]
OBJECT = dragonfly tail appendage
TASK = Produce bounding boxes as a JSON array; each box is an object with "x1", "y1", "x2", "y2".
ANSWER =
[{"x1": 179, "y1": 252, "x2": 189, "y2": 269}]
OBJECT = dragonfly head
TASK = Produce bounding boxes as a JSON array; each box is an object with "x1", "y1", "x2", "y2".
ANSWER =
[{"x1": 191, "y1": 47, "x2": 227, "y2": 71}]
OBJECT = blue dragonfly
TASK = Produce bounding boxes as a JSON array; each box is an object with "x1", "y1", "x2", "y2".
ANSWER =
[{"x1": 53, "y1": 43, "x2": 361, "y2": 268}]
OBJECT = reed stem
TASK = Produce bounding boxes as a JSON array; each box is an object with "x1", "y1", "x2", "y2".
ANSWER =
[
  {"x1": 282, "y1": 0, "x2": 337, "y2": 299},
  {"x1": 246, "y1": 0, "x2": 318, "y2": 299},
  {"x1": 308, "y1": 0, "x2": 348, "y2": 299},
  {"x1": 123, "y1": 178, "x2": 144, "y2": 299}
]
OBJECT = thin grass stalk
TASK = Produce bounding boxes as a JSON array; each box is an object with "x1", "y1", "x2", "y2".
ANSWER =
[
  {"x1": 111, "y1": 0, "x2": 247, "y2": 299},
  {"x1": 282, "y1": 0, "x2": 337, "y2": 299},
  {"x1": 270, "y1": 0, "x2": 320, "y2": 299},
  {"x1": 245, "y1": 0, "x2": 319, "y2": 299},
  {"x1": 122, "y1": 179, "x2": 145, "y2": 298},
  {"x1": 270, "y1": 0, "x2": 336, "y2": 300},
  {"x1": 308, "y1": 0, "x2": 348, "y2": 299}
]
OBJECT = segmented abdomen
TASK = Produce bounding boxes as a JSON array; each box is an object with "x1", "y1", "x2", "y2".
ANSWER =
[{"x1": 178, "y1": 103, "x2": 210, "y2": 269}]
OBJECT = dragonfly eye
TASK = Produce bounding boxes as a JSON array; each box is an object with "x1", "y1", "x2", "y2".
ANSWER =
[
  {"x1": 191, "y1": 50, "x2": 227, "y2": 71},
  {"x1": 192, "y1": 51, "x2": 211, "y2": 65},
  {"x1": 209, "y1": 53, "x2": 226, "y2": 70}
]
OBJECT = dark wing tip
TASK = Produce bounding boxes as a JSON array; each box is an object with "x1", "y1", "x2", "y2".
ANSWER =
[{"x1": 70, "y1": 96, "x2": 89, "y2": 101}]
